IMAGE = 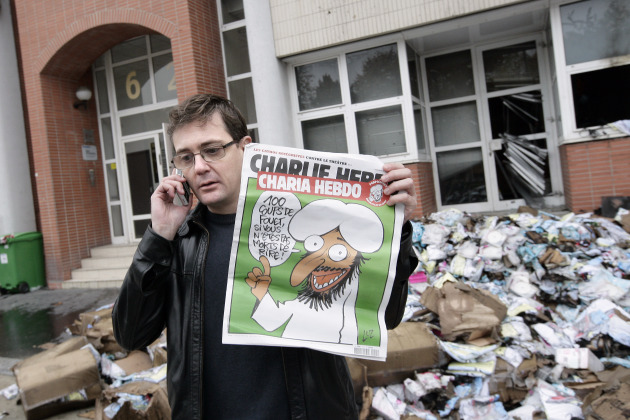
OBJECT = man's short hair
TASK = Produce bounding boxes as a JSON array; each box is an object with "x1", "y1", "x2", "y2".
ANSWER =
[{"x1": 168, "y1": 94, "x2": 249, "y2": 142}]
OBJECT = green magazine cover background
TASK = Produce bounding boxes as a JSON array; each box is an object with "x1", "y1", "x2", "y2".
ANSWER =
[{"x1": 227, "y1": 178, "x2": 396, "y2": 348}]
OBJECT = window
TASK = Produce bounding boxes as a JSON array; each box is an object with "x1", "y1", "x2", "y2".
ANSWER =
[
  {"x1": 295, "y1": 59, "x2": 341, "y2": 111},
  {"x1": 302, "y1": 116, "x2": 347, "y2": 153},
  {"x1": 425, "y1": 39, "x2": 552, "y2": 207},
  {"x1": 219, "y1": 0, "x2": 258, "y2": 133},
  {"x1": 553, "y1": 0, "x2": 630, "y2": 137},
  {"x1": 347, "y1": 44, "x2": 402, "y2": 103},
  {"x1": 293, "y1": 42, "x2": 427, "y2": 160},
  {"x1": 571, "y1": 65, "x2": 630, "y2": 128}
]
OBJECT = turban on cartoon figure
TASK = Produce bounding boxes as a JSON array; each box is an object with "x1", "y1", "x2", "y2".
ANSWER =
[{"x1": 246, "y1": 199, "x2": 384, "y2": 344}]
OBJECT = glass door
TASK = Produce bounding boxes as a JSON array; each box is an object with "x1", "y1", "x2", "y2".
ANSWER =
[
  {"x1": 425, "y1": 37, "x2": 560, "y2": 212},
  {"x1": 480, "y1": 40, "x2": 554, "y2": 211},
  {"x1": 121, "y1": 135, "x2": 164, "y2": 239},
  {"x1": 92, "y1": 34, "x2": 178, "y2": 243},
  {"x1": 425, "y1": 49, "x2": 489, "y2": 211}
]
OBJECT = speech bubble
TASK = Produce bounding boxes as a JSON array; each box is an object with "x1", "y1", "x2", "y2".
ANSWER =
[{"x1": 249, "y1": 191, "x2": 301, "y2": 267}]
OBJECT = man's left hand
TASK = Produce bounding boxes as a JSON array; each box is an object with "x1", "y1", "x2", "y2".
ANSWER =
[{"x1": 381, "y1": 163, "x2": 417, "y2": 223}]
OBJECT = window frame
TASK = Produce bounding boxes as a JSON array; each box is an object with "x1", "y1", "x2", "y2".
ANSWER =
[
  {"x1": 288, "y1": 37, "x2": 430, "y2": 163},
  {"x1": 217, "y1": 0, "x2": 259, "y2": 140},
  {"x1": 550, "y1": 0, "x2": 630, "y2": 143}
]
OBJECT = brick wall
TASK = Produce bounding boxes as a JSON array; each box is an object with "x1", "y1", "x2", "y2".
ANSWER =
[
  {"x1": 560, "y1": 137, "x2": 630, "y2": 214},
  {"x1": 405, "y1": 161, "x2": 437, "y2": 219},
  {"x1": 12, "y1": 0, "x2": 226, "y2": 286}
]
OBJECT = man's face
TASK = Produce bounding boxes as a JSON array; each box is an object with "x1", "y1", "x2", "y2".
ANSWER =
[{"x1": 172, "y1": 113, "x2": 251, "y2": 214}]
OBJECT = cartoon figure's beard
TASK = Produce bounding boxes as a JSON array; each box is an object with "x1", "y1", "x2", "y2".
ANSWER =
[{"x1": 296, "y1": 254, "x2": 366, "y2": 311}]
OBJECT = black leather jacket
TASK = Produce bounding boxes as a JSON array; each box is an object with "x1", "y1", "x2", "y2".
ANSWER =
[{"x1": 113, "y1": 204, "x2": 416, "y2": 419}]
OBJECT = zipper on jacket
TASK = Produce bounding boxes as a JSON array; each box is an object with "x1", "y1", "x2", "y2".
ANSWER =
[{"x1": 191, "y1": 217, "x2": 210, "y2": 419}]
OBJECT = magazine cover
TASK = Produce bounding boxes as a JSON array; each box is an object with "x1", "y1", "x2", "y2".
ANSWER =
[{"x1": 222, "y1": 143, "x2": 404, "y2": 360}]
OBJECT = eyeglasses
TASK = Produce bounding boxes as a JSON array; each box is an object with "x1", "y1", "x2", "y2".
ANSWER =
[{"x1": 171, "y1": 140, "x2": 238, "y2": 169}]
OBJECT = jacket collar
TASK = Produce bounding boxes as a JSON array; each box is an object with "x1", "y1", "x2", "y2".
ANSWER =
[{"x1": 177, "y1": 203, "x2": 207, "y2": 236}]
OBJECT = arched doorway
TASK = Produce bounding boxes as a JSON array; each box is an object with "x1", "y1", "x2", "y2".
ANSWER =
[{"x1": 92, "y1": 34, "x2": 178, "y2": 243}]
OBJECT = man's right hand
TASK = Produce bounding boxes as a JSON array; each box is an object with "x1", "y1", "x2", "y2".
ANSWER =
[{"x1": 151, "y1": 170, "x2": 193, "y2": 240}]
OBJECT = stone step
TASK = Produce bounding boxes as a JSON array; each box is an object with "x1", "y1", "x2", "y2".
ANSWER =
[
  {"x1": 80, "y1": 255, "x2": 133, "y2": 269},
  {"x1": 90, "y1": 244, "x2": 138, "y2": 258},
  {"x1": 63, "y1": 243, "x2": 138, "y2": 290},
  {"x1": 62, "y1": 278, "x2": 123, "y2": 289},
  {"x1": 70, "y1": 267, "x2": 128, "y2": 281}
]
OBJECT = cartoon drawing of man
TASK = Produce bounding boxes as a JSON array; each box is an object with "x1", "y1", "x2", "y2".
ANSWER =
[
  {"x1": 246, "y1": 199, "x2": 384, "y2": 344},
  {"x1": 369, "y1": 183, "x2": 384, "y2": 205}
]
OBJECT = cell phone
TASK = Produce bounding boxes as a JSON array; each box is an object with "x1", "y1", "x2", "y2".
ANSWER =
[{"x1": 175, "y1": 169, "x2": 191, "y2": 206}]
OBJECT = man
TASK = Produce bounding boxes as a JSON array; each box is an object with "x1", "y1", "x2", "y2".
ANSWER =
[{"x1": 113, "y1": 94, "x2": 418, "y2": 419}]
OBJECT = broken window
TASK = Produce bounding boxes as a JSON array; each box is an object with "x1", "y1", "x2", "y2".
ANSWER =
[
  {"x1": 496, "y1": 136, "x2": 550, "y2": 201},
  {"x1": 560, "y1": 0, "x2": 630, "y2": 131},
  {"x1": 488, "y1": 91, "x2": 545, "y2": 139},
  {"x1": 483, "y1": 42, "x2": 550, "y2": 202},
  {"x1": 571, "y1": 64, "x2": 630, "y2": 129}
]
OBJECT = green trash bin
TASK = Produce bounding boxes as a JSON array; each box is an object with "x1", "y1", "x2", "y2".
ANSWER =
[{"x1": 0, "y1": 232, "x2": 46, "y2": 293}]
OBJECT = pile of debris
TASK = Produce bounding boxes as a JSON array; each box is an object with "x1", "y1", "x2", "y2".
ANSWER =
[
  {"x1": 7, "y1": 306, "x2": 169, "y2": 420},
  {"x1": 2, "y1": 206, "x2": 629, "y2": 419},
  {"x1": 360, "y1": 206, "x2": 630, "y2": 420}
]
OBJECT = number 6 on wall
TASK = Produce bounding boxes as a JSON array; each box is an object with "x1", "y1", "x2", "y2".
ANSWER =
[{"x1": 126, "y1": 71, "x2": 141, "y2": 100}]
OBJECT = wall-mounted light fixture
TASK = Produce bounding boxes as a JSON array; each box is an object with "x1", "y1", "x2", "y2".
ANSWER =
[{"x1": 73, "y1": 86, "x2": 92, "y2": 110}]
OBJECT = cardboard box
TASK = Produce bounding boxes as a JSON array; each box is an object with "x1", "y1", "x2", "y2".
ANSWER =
[
  {"x1": 420, "y1": 281, "x2": 507, "y2": 343},
  {"x1": 95, "y1": 381, "x2": 170, "y2": 420},
  {"x1": 14, "y1": 348, "x2": 102, "y2": 420},
  {"x1": 12, "y1": 336, "x2": 88, "y2": 372},
  {"x1": 114, "y1": 350, "x2": 154, "y2": 376},
  {"x1": 86, "y1": 316, "x2": 124, "y2": 354},
  {"x1": 345, "y1": 357, "x2": 368, "y2": 404},
  {"x1": 359, "y1": 322, "x2": 445, "y2": 386},
  {"x1": 148, "y1": 330, "x2": 168, "y2": 367},
  {"x1": 69, "y1": 307, "x2": 113, "y2": 336},
  {"x1": 582, "y1": 374, "x2": 630, "y2": 419}
]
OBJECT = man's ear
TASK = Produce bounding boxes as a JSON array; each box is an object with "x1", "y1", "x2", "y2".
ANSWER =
[{"x1": 240, "y1": 136, "x2": 253, "y2": 149}]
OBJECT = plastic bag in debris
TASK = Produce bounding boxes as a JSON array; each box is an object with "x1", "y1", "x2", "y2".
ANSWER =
[
  {"x1": 528, "y1": 379, "x2": 583, "y2": 420},
  {"x1": 495, "y1": 346, "x2": 524, "y2": 368},
  {"x1": 104, "y1": 393, "x2": 151, "y2": 418},
  {"x1": 371, "y1": 387, "x2": 405, "y2": 420},
  {"x1": 0, "y1": 384, "x2": 18, "y2": 400},
  {"x1": 402, "y1": 372, "x2": 445, "y2": 403},
  {"x1": 439, "y1": 377, "x2": 485, "y2": 417},
  {"x1": 110, "y1": 364, "x2": 167, "y2": 388},
  {"x1": 412, "y1": 222, "x2": 424, "y2": 245},
  {"x1": 429, "y1": 208, "x2": 466, "y2": 227},
  {"x1": 532, "y1": 322, "x2": 575, "y2": 349},
  {"x1": 458, "y1": 394, "x2": 509, "y2": 420},
  {"x1": 421, "y1": 223, "x2": 451, "y2": 246},
  {"x1": 507, "y1": 268, "x2": 539, "y2": 298},
  {"x1": 577, "y1": 266, "x2": 630, "y2": 302},
  {"x1": 440, "y1": 341, "x2": 499, "y2": 363},
  {"x1": 571, "y1": 298, "x2": 630, "y2": 346}
]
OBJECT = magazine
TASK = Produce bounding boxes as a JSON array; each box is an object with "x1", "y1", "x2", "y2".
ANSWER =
[{"x1": 222, "y1": 143, "x2": 405, "y2": 360}]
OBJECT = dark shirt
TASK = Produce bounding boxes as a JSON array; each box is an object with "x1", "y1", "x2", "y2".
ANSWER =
[{"x1": 201, "y1": 210, "x2": 290, "y2": 419}]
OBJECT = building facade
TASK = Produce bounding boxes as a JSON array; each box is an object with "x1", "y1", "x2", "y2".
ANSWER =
[{"x1": 7, "y1": 0, "x2": 630, "y2": 286}]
